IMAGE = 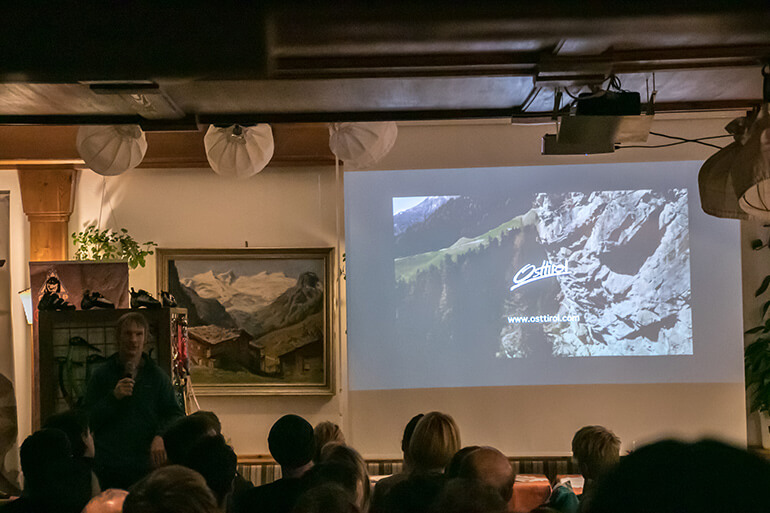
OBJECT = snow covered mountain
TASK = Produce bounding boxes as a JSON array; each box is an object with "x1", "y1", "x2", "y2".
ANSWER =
[
  {"x1": 181, "y1": 270, "x2": 296, "y2": 315},
  {"x1": 393, "y1": 196, "x2": 458, "y2": 236}
]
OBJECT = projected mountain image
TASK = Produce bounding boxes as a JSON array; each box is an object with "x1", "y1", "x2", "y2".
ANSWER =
[{"x1": 393, "y1": 189, "x2": 693, "y2": 358}]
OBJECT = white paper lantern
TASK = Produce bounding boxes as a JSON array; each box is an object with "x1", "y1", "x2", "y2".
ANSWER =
[
  {"x1": 204, "y1": 124, "x2": 274, "y2": 179},
  {"x1": 328, "y1": 122, "x2": 398, "y2": 169},
  {"x1": 76, "y1": 125, "x2": 147, "y2": 176}
]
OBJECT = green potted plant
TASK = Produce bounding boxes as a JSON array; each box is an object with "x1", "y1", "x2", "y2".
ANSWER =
[
  {"x1": 745, "y1": 235, "x2": 770, "y2": 448},
  {"x1": 71, "y1": 225, "x2": 157, "y2": 269}
]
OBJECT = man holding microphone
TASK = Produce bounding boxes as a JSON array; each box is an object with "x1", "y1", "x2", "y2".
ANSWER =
[{"x1": 84, "y1": 312, "x2": 184, "y2": 490}]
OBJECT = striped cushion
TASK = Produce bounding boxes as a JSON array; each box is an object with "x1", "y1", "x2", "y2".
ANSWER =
[{"x1": 237, "y1": 456, "x2": 576, "y2": 486}]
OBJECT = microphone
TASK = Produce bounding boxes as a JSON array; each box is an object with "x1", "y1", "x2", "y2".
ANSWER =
[{"x1": 124, "y1": 360, "x2": 137, "y2": 380}]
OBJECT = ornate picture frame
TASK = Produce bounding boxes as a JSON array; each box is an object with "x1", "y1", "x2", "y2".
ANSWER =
[{"x1": 157, "y1": 248, "x2": 334, "y2": 396}]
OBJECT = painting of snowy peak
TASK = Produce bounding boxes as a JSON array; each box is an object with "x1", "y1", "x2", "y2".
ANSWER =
[
  {"x1": 393, "y1": 189, "x2": 693, "y2": 358},
  {"x1": 159, "y1": 249, "x2": 333, "y2": 393}
]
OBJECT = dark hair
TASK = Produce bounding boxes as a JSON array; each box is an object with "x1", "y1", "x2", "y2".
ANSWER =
[
  {"x1": 184, "y1": 434, "x2": 237, "y2": 506},
  {"x1": 445, "y1": 446, "x2": 481, "y2": 478},
  {"x1": 268, "y1": 414, "x2": 315, "y2": 469},
  {"x1": 163, "y1": 414, "x2": 218, "y2": 464},
  {"x1": 115, "y1": 312, "x2": 150, "y2": 340},
  {"x1": 123, "y1": 465, "x2": 218, "y2": 513},
  {"x1": 46, "y1": 458, "x2": 94, "y2": 513},
  {"x1": 20, "y1": 429, "x2": 91, "y2": 512},
  {"x1": 589, "y1": 439, "x2": 770, "y2": 513},
  {"x1": 43, "y1": 409, "x2": 89, "y2": 458},
  {"x1": 429, "y1": 478, "x2": 508, "y2": 513},
  {"x1": 293, "y1": 482, "x2": 360, "y2": 513},
  {"x1": 45, "y1": 276, "x2": 61, "y2": 292},
  {"x1": 189, "y1": 410, "x2": 222, "y2": 434},
  {"x1": 20, "y1": 428, "x2": 72, "y2": 490},
  {"x1": 402, "y1": 414, "x2": 424, "y2": 454},
  {"x1": 382, "y1": 472, "x2": 447, "y2": 513}
]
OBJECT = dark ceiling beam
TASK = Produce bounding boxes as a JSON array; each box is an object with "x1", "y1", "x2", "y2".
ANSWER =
[
  {"x1": 270, "y1": 45, "x2": 770, "y2": 79},
  {"x1": 0, "y1": 2, "x2": 767, "y2": 82},
  {"x1": 0, "y1": 99, "x2": 759, "y2": 128}
]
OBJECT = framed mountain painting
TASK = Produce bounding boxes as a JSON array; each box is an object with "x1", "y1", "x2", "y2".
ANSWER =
[{"x1": 157, "y1": 248, "x2": 334, "y2": 395}]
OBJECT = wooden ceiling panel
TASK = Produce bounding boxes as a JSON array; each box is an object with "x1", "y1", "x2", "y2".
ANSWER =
[
  {"x1": 0, "y1": 84, "x2": 133, "y2": 115},
  {"x1": 0, "y1": 2, "x2": 766, "y2": 125}
]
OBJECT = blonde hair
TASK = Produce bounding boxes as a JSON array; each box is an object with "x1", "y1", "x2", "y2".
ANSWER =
[
  {"x1": 407, "y1": 411, "x2": 461, "y2": 472},
  {"x1": 571, "y1": 425, "x2": 621, "y2": 479},
  {"x1": 319, "y1": 442, "x2": 371, "y2": 512},
  {"x1": 314, "y1": 421, "x2": 346, "y2": 462}
]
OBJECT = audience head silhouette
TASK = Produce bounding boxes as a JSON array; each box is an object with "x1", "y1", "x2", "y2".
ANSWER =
[
  {"x1": 19, "y1": 428, "x2": 92, "y2": 513},
  {"x1": 293, "y1": 482, "x2": 361, "y2": 513},
  {"x1": 456, "y1": 446, "x2": 515, "y2": 503},
  {"x1": 401, "y1": 413, "x2": 424, "y2": 467},
  {"x1": 20, "y1": 428, "x2": 72, "y2": 491},
  {"x1": 407, "y1": 411, "x2": 461, "y2": 473},
  {"x1": 571, "y1": 425, "x2": 621, "y2": 480},
  {"x1": 318, "y1": 442, "x2": 371, "y2": 511},
  {"x1": 269, "y1": 414, "x2": 316, "y2": 471},
  {"x1": 82, "y1": 489, "x2": 128, "y2": 513},
  {"x1": 446, "y1": 446, "x2": 481, "y2": 478},
  {"x1": 588, "y1": 439, "x2": 770, "y2": 513},
  {"x1": 163, "y1": 412, "x2": 218, "y2": 464},
  {"x1": 43, "y1": 408, "x2": 94, "y2": 458},
  {"x1": 314, "y1": 421, "x2": 345, "y2": 462},
  {"x1": 123, "y1": 465, "x2": 219, "y2": 513},
  {"x1": 183, "y1": 434, "x2": 237, "y2": 509},
  {"x1": 381, "y1": 471, "x2": 447, "y2": 513},
  {"x1": 430, "y1": 477, "x2": 508, "y2": 513}
]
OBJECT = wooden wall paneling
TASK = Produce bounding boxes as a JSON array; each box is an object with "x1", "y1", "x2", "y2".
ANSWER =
[
  {"x1": 17, "y1": 165, "x2": 76, "y2": 262},
  {"x1": 0, "y1": 125, "x2": 335, "y2": 169}
]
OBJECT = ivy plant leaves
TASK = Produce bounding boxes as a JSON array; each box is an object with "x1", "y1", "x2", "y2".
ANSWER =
[{"x1": 71, "y1": 225, "x2": 156, "y2": 269}]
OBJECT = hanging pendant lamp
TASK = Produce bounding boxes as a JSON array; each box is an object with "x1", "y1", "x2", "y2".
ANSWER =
[
  {"x1": 328, "y1": 122, "x2": 398, "y2": 169},
  {"x1": 698, "y1": 141, "x2": 748, "y2": 220},
  {"x1": 698, "y1": 67, "x2": 770, "y2": 221},
  {"x1": 204, "y1": 124, "x2": 274, "y2": 179},
  {"x1": 733, "y1": 104, "x2": 770, "y2": 220},
  {"x1": 76, "y1": 125, "x2": 147, "y2": 176}
]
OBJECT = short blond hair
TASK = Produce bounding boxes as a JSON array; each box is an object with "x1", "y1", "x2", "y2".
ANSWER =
[
  {"x1": 116, "y1": 312, "x2": 149, "y2": 340},
  {"x1": 314, "y1": 421, "x2": 345, "y2": 462},
  {"x1": 571, "y1": 425, "x2": 620, "y2": 479},
  {"x1": 408, "y1": 411, "x2": 461, "y2": 472}
]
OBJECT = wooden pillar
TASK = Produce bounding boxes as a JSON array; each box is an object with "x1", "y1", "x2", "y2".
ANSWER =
[{"x1": 17, "y1": 165, "x2": 77, "y2": 261}]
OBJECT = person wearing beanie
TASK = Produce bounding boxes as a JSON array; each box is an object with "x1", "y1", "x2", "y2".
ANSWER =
[{"x1": 233, "y1": 414, "x2": 315, "y2": 513}]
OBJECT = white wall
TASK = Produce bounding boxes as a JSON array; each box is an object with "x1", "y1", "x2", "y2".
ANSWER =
[
  {"x1": 0, "y1": 170, "x2": 30, "y2": 480},
  {"x1": 70, "y1": 165, "x2": 346, "y2": 455},
  {"x1": 4, "y1": 114, "x2": 752, "y2": 457},
  {"x1": 741, "y1": 218, "x2": 768, "y2": 447}
]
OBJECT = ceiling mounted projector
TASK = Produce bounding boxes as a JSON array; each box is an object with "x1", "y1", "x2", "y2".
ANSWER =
[{"x1": 543, "y1": 90, "x2": 654, "y2": 155}]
